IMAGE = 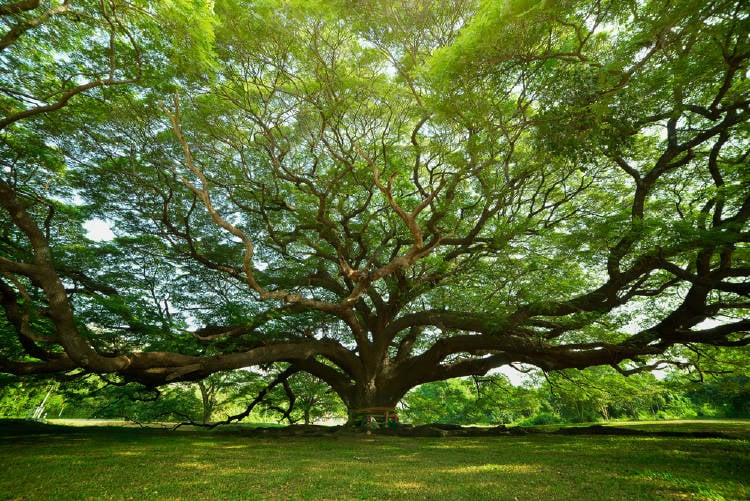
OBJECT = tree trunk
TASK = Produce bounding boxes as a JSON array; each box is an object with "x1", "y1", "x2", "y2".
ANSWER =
[
  {"x1": 342, "y1": 378, "x2": 407, "y2": 427},
  {"x1": 198, "y1": 381, "x2": 212, "y2": 425}
]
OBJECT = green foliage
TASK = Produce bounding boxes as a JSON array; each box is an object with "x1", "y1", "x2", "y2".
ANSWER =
[
  {"x1": 0, "y1": 368, "x2": 347, "y2": 425},
  {"x1": 402, "y1": 375, "x2": 544, "y2": 425},
  {"x1": 0, "y1": 379, "x2": 61, "y2": 419},
  {"x1": 1, "y1": 0, "x2": 749, "y2": 417},
  {"x1": 157, "y1": 0, "x2": 218, "y2": 75},
  {"x1": 517, "y1": 412, "x2": 563, "y2": 426},
  {"x1": 678, "y1": 375, "x2": 750, "y2": 419},
  {"x1": 402, "y1": 367, "x2": 750, "y2": 426},
  {"x1": 46, "y1": 378, "x2": 203, "y2": 422},
  {"x1": 4, "y1": 365, "x2": 749, "y2": 426}
]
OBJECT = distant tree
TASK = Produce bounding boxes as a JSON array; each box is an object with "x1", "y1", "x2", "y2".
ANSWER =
[
  {"x1": 543, "y1": 367, "x2": 672, "y2": 422},
  {"x1": 469, "y1": 375, "x2": 544, "y2": 424},
  {"x1": 256, "y1": 371, "x2": 347, "y2": 425},
  {"x1": 0, "y1": 377, "x2": 61, "y2": 418},
  {"x1": 401, "y1": 379, "x2": 477, "y2": 424},
  {"x1": 667, "y1": 373, "x2": 750, "y2": 418},
  {"x1": 286, "y1": 372, "x2": 347, "y2": 425},
  {"x1": 401, "y1": 375, "x2": 542, "y2": 425}
]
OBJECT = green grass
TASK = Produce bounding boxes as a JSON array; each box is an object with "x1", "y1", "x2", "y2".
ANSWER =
[{"x1": 0, "y1": 420, "x2": 748, "y2": 500}]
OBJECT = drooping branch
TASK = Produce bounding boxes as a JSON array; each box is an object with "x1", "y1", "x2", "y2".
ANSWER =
[
  {"x1": 612, "y1": 360, "x2": 692, "y2": 376},
  {"x1": 173, "y1": 366, "x2": 300, "y2": 429},
  {"x1": 0, "y1": 178, "x2": 133, "y2": 372},
  {"x1": 264, "y1": 376, "x2": 298, "y2": 424}
]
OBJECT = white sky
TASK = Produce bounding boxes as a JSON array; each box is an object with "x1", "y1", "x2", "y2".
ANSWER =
[{"x1": 83, "y1": 219, "x2": 115, "y2": 241}]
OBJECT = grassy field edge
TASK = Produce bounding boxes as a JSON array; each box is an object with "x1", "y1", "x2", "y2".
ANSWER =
[{"x1": 1, "y1": 419, "x2": 748, "y2": 500}]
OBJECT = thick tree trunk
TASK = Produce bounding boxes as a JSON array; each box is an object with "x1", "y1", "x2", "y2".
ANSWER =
[{"x1": 342, "y1": 378, "x2": 408, "y2": 427}]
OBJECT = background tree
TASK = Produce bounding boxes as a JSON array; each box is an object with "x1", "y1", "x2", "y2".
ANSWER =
[
  {"x1": 401, "y1": 375, "x2": 542, "y2": 425},
  {"x1": 543, "y1": 367, "x2": 673, "y2": 422},
  {"x1": 1, "y1": 0, "x2": 748, "y2": 422},
  {"x1": 284, "y1": 371, "x2": 347, "y2": 425}
]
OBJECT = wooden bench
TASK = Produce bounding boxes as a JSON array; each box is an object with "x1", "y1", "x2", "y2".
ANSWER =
[{"x1": 352, "y1": 407, "x2": 400, "y2": 429}]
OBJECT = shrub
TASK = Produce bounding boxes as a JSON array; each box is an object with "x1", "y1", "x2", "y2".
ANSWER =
[{"x1": 517, "y1": 412, "x2": 564, "y2": 426}]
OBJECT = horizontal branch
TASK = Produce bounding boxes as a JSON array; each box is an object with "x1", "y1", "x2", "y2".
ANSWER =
[{"x1": 0, "y1": 0, "x2": 40, "y2": 16}]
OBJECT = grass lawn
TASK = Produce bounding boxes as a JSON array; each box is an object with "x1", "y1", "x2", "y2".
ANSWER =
[{"x1": 0, "y1": 420, "x2": 748, "y2": 500}]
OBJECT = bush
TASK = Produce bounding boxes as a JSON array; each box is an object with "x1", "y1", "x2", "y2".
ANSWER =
[{"x1": 517, "y1": 412, "x2": 564, "y2": 426}]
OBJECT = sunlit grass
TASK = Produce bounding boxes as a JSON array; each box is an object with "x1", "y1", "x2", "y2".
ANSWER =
[{"x1": 0, "y1": 420, "x2": 748, "y2": 500}]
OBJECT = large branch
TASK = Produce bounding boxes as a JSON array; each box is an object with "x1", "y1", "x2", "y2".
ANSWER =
[
  {"x1": 285, "y1": 357, "x2": 357, "y2": 404},
  {"x1": 669, "y1": 320, "x2": 750, "y2": 346},
  {"x1": 1, "y1": 334, "x2": 363, "y2": 392},
  {"x1": 396, "y1": 330, "x2": 662, "y2": 387},
  {"x1": 0, "y1": 178, "x2": 132, "y2": 372},
  {"x1": 120, "y1": 338, "x2": 361, "y2": 386},
  {"x1": 0, "y1": 80, "x2": 115, "y2": 131},
  {"x1": 0, "y1": 356, "x2": 78, "y2": 375},
  {"x1": 0, "y1": 1, "x2": 67, "y2": 51},
  {"x1": 0, "y1": 0, "x2": 39, "y2": 15},
  {"x1": 414, "y1": 354, "x2": 518, "y2": 385}
]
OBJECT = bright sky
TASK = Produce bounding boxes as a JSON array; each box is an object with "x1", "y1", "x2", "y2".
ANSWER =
[{"x1": 83, "y1": 219, "x2": 115, "y2": 241}]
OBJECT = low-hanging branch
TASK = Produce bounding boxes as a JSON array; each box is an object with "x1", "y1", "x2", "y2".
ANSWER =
[{"x1": 172, "y1": 366, "x2": 300, "y2": 430}]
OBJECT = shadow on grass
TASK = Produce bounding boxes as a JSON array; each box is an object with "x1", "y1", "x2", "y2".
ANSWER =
[{"x1": 1, "y1": 419, "x2": 748, "y2": 500}]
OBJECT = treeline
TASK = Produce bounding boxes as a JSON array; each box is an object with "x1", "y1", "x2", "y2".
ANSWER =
[
  {"x1": 401, "y1": 368, "x2": 750, "y2": 425},
  {"x1": 0, "y1": 370, "x2": 346, "y2": 426},
  {"x1": 1, "y1": 366, "x2": 748, "y2": 426}
]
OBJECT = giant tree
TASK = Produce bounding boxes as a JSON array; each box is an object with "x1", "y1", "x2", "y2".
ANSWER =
[{"x1": 1, "y1": 0, "x2": 748, "y2": 421}]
